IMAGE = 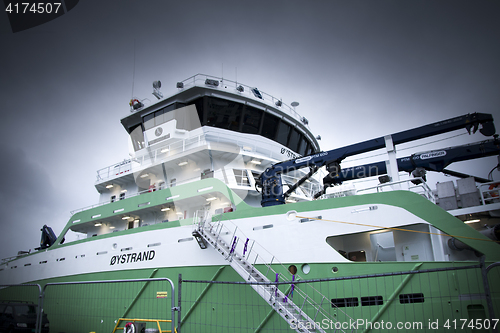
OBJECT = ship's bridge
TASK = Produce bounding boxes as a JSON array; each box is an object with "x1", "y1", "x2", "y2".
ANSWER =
[
  {"x1": 121, "y1": 74, "x2": 319, "y2": 157},
  {"x1": 93, "y1": 74, "x2": 323, "y2": 209}
]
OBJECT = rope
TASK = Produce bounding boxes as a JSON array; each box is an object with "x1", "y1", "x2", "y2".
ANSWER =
[{"x1": 295, "y1": 215, "x2": 500, "y2": 244}]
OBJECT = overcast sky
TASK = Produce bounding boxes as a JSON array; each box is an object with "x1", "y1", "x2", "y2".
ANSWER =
[{"x1": 0, "y1": 1, "x2": 499, "y2": 259}]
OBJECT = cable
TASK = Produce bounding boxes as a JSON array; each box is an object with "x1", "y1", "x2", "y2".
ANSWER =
[
  {"x1": 295, "y1": 215, "x2": 500, "y2": 244},
  {"x1": 488, "y1": 164, "x2": 499, "y2": 181}
]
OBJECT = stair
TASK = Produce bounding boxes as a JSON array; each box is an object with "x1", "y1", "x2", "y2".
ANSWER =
[{"x1": 194, "y1": 218, "x2": 326, "y2": 333}]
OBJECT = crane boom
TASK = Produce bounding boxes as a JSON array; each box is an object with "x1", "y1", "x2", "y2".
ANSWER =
[
  {"x1": 258, "y1": 113, "x2": 496, "y2": 207},
  {"x1": 323, "y1": 138, "x2": 500, "y2": 186}
]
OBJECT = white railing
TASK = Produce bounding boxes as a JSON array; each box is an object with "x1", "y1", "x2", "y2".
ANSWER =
[
  {"x1": 354, "y1": 177, "x2": 436, "y2": 203},
  {"x1": 72, "y1": 174, "x2": 207, "y2": 215},
  {"x1": 95, "y1": 127, "x2": 309, "y2": 184},
  {"x1": 96, "y1": 134, "x2": 208, "y2": 182},
  {"x1": 194, "y1": 211, "x2": 354, "y2": 332},
  {"x1": 479, "y1": 181, "x2": 500, "y2": 206},
  {"x1": 178, "y1": 74, "x2": 310, "y2": 130}
]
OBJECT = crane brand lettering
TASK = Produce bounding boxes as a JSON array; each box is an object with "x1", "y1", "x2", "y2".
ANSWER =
[
  {"x1": 110, "y1": 250, "x2": 156, "y2": 265},
  {"x1": 420, "y1": 151, "x2": 446, "y2": 160}
]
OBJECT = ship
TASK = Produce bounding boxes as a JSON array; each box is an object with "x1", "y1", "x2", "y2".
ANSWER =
[{"x1": 1, "y1": 74, "x2": 499, "y2": 333}]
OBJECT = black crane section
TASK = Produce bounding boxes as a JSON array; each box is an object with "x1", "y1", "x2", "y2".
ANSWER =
[
  {"x1": 323, "y1": 138, "x2": 500, "y2": 186},
  {"x1": 257, "y1": 113, "x2": 496, "y2": 207}
]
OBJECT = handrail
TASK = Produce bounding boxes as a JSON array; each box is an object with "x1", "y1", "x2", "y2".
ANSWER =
[
  {"x1": 355, "y1": 177, "x2": 436, "y2": 203},
  {"x1": 177, "y1": 74, "x2": 310, "y2": 130},
  {"x1": 112, "y1": 318, "x2": 174, "y2": 333},
  {"x1": 195, "y1": 212, "x2": 354, "y2": 330}
]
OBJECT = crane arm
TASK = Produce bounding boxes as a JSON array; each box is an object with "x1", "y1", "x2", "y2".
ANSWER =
[{"x1": 259, "y1": 113, "x2": 496, "y2": 207}]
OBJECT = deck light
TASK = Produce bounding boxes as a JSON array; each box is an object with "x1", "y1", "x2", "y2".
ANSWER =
[
  {"x1": 161, "y1": 207, "x2": 170, "y2": 211},
  {"x1": 106, "y1": 184, "x2": 113, "y2": 189},
  {"x1": 122, "y1": 216, "x2": 130, "y2": 220},
  {"x1": 94, "y1": 223, "x2": 102, "y2": 227},
  {"x1": 178, "y1": 161, "x2": 188, "y2": 166},
  {"x1": 250, "y1": 159, "x2": 261, "y2": 165},
  {"x1": 206, "y1": 197, "x2": 217, "y2": 201},
  {"x1": 121, "y1": 189, "x2": 127, "y2": 193},
  {"x1": 161, "y1": 148, "x2": 169, "y2": 153},
  {"x1": 140, "y1": 173, "x2": 149, "y2": 178},
  {"x1": 465, "y1": 219, "x2": 480, "y2": 224},
  {"x1": 110, "y1": 226, "x2": 115, "y2": 229}
]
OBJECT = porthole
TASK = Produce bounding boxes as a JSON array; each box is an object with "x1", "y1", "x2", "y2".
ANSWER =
[
  {"x1": 112, "y1": 243, "x2": 118, "y2": 249},
  {"x1": 332, "y1": 266, "x2": 339, "y2": 273},
  {"x1": 301, "y1": 264, "x2": 311, "y2": 275},
  {"x1": 288, "y1": 265, "x2": 298, "y2": 275}
]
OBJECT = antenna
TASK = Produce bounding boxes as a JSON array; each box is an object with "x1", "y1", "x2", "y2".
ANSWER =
[{"x1": 131, "y1": 39, "x2": 136, "y2": 99}]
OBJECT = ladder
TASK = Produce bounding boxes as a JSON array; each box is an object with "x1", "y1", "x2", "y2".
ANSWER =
[{"x1": 193, "y1": 215, "x2": 327, "y2": 333}]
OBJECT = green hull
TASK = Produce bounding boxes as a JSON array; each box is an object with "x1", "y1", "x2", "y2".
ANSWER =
[{"x1": 2, "y1": 260, "x2": 499, "y2": 332}]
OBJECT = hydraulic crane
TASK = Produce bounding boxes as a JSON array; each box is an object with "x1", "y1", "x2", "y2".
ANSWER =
[
  {"x1": 257, "y1": 113, "x2": 496, "y2": 207},
  {"x1": 323, "y1": 138, "x2": 500, "y2": 186}
]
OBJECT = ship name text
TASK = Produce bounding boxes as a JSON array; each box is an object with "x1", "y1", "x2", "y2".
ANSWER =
[{"x1": 110, "y1": 250, "x2": 156, "y2": 265}]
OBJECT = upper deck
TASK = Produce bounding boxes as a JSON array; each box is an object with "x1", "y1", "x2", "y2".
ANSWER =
[{"x1": 120, "y1": 74, "x2": 319, "y2": 156}]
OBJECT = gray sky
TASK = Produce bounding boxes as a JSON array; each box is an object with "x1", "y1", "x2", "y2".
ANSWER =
[{"x1": 0, "y1": 0, "x2": 499, "y2": 259}]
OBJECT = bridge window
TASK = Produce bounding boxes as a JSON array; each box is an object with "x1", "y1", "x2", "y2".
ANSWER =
[
  {"x1": 242, "y1": 106, "x2": 263, "y2": 134},
  {"x1": 160, "y1": 97, "x2": 318, "y2": 154},
  {"x1": 276, "y1": 121, "x2": 291, "y2": 146},
  {"x1": 288, "y1": 128, "x2": 301, "y2": 152},
  {"x1": 206, "y1": 98, "x2": 242, "y2": 131},
  {"x1": 298, "y1": 139, "x2": 307, "y2": 156},
  {"x1": 144, "y1": 113, "x2": 155, "y2": 130},
  {"x1": 261, "y1": 113, "x2": 279, "y2": 140},
  {"x1": 154, "y1": 109, "x2": 166, "y2": 126}
]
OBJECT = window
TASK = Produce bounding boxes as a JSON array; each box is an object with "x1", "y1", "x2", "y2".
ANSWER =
[
  {"x1": 331, "y1": 298, "x2": 358, "y2": 308},
  {"x1": 111, "y1": 195, "x2": 116, "y2": 203},
  {"x1": 399, "y1": 293, "x2": 424, "y2": 304},
  {"x1": 234, "y1": 169, "x2": 250, "y2": 186},
  {"x1": 119, "y1": 193, "x2": 125, "y2": 200},
  {"x1": 129, "y1": 124, "x2": 145, "y2": 151},
  {"x1": 191, "y1": 96, "x2": 317, "y2": 155},
  {"x1": 144, "y1": 113, "x2": 155, "y2": 130},
  {"x1": 261, "y1": 113, "x2": 279, "y2": 140},
  {"x1": 361, "y1": 296, "x2": 383, "y2": 306},
  {"x1": 206, "y1": 97, "x2": 242, "y2": 131},
  {"x1": 170, "y1": 178, "x2": 176, "y2": 187},
  {"x1": 128, "y1": 221, "x2": 134, "y2": 229},
  {"x1": 288, "y1": 128, "x2": 301, "y2": 152},
  {"x1": 276, "y1": 121, "x2": 291, "y2": 146},
  {"x1": 154, "y1": 108, "x2": 166, "y2": 126},
  {"x1": 242, "y1": 106, "x2": 263, "y2": 134},
  {"x1": 298, "y1": 138, "x2": 307, "y2": 156}
]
